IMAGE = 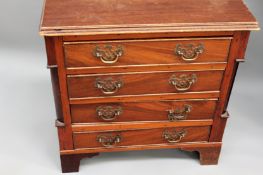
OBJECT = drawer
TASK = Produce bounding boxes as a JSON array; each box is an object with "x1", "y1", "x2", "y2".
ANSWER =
[
  {"x1": 71, "y1": 99, "x2": 217, "y2": 123},
  {"x1": 67, "y1": 70, "x2": 224, "y2": 98},
  {"x1": 64, "y1": 38, "x2": 231, "y2": 68},
  {"x1": 73, "y1": 126, "x2": 211, "y2": 149}
]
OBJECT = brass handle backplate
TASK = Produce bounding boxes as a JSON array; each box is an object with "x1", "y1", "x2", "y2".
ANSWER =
[
  {"x1": 95, "y1": 77, "x2": 123, "y2": 94},
  {"x1": 167, "y1": 105, "x2": 192, "y2": 121},
  {"x1": 163, "y1": 129, "x2": 187, "y2": 143},
  {"x1": 97, "y1": 134, "x2": 122, "y2": 147},
  {"x1": 93, "y1": 45, "x2": 124, "y2": 64},
  {"x1": 175, "y1": 43, "x2": 204, "y2": 61},
  {"x1": 169, "y1": 74, "x2": 197, "y2": 91},
  {"x1": 96, "y1": 105, "x2": 122, "y2": 121}
]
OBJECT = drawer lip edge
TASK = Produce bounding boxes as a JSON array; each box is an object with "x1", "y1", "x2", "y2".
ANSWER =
[
  {"x1": 69, "y1": 91, "x2": 220, "y2": 104},
  {"x1": 71, "y1": 120, "x2": 213, "y2": 133},
  {"x1": 60, "y1": 142, "x2": 222, "y2": 155},
  {"x1": 67, "y1": 68, "x2": 226, "y2": 77},
  {"x1": 71, "y1": 98, "x2": 218, "y2": 104},
  {"x1": 66, "y1": 62, "x2": 227, "y2": 75},
  {"x1": 63, "y1": 37, "x2": 233, "y2": 45}
]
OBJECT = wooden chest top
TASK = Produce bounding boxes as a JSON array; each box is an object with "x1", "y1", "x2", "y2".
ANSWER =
[{"x1": 40, "y1": 0, "x2": 259, "y2": 36}]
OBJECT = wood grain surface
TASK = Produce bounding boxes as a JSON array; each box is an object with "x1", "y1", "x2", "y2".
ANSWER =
[
  {"x1": 71, "y1": 99, "x2": 217, "y2": 123},
  {"x1": 40, "y1": 0, "x2": 259, "y2": 36},
  {"x1": 73, "y1": 126, "x2": 211, "y2": 149},
  {"x1": 67, "y1": 70, "x2": 224, "y2": 98},
  {"x1": 64, "y1": 38, "x2": 231, "y2": 67}
]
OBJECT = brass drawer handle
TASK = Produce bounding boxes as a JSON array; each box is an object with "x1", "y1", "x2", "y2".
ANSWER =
[
  {"x1": 95, "y1": 77, "x2": 123, "y2": 95},
  {"x1": 96, "y1": 105, "x2": 122, "y2": 121},
  {"x1": 175, "y1": 43, "x2": 204, "y2": 61},
  {"x1": 97, "y1": 134, "x2": 121, "y2": 147},
  {"x1": 93, "y1": 45, "x2": 124, "y2": 64},
  {"x1": 169, "y1": 74, "x2": 197, "y2": 91},
  {"x1": 167, "y1": 105, "x2": 192, "y2": 121},
  {"x1": 163, "y1": 129, "x2": 187, "y2": 143}
]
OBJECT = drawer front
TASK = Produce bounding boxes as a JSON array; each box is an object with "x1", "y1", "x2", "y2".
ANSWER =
[
  {"x1": 67, "y1": 71, "x2": 223, "y2": 98},
  {"x1": 71, "y1": 99, "x2": 217, "y2": 123},
  {"x1": 73, "y1": 126, "x2": 211, "y2": 149},
  {"x1": 64, "y1": 38, "x2": 231, "y2": 67}
]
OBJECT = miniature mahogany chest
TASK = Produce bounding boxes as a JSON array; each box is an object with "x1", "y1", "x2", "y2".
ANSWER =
[{"x1": 40, "y1": 0, "x2": 259, "y2": 173}]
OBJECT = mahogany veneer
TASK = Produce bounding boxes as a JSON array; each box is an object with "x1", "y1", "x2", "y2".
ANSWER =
[
  {"x1": 70, "y1": 99, "x2": 217, "y2": 123},
  {"x1": 40, "y1": 0, "x2": 259, "y2": 173},
  {"x1": 73, "y1": 126, "x2": 211, "y2": 149},
  {"x1": 64, "y1": 38, "x2": 231, "y2": 67},
  {"x1": 67, "y1": 70, "x2": 224, "y2": 98}
]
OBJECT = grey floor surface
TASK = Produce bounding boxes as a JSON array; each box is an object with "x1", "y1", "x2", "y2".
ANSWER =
[{"x1": 0, "y1": 0, "x2": 263, "y2": 174}]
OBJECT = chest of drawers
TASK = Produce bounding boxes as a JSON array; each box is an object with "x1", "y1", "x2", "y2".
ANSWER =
[{"x1": 40, "y1": 0, "x2": 259, "y2": 173}]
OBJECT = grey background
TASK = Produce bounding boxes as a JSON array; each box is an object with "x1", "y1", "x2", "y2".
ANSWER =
[{"x1": 0, "y1": 0, "x2": 262, "y2": 174}]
